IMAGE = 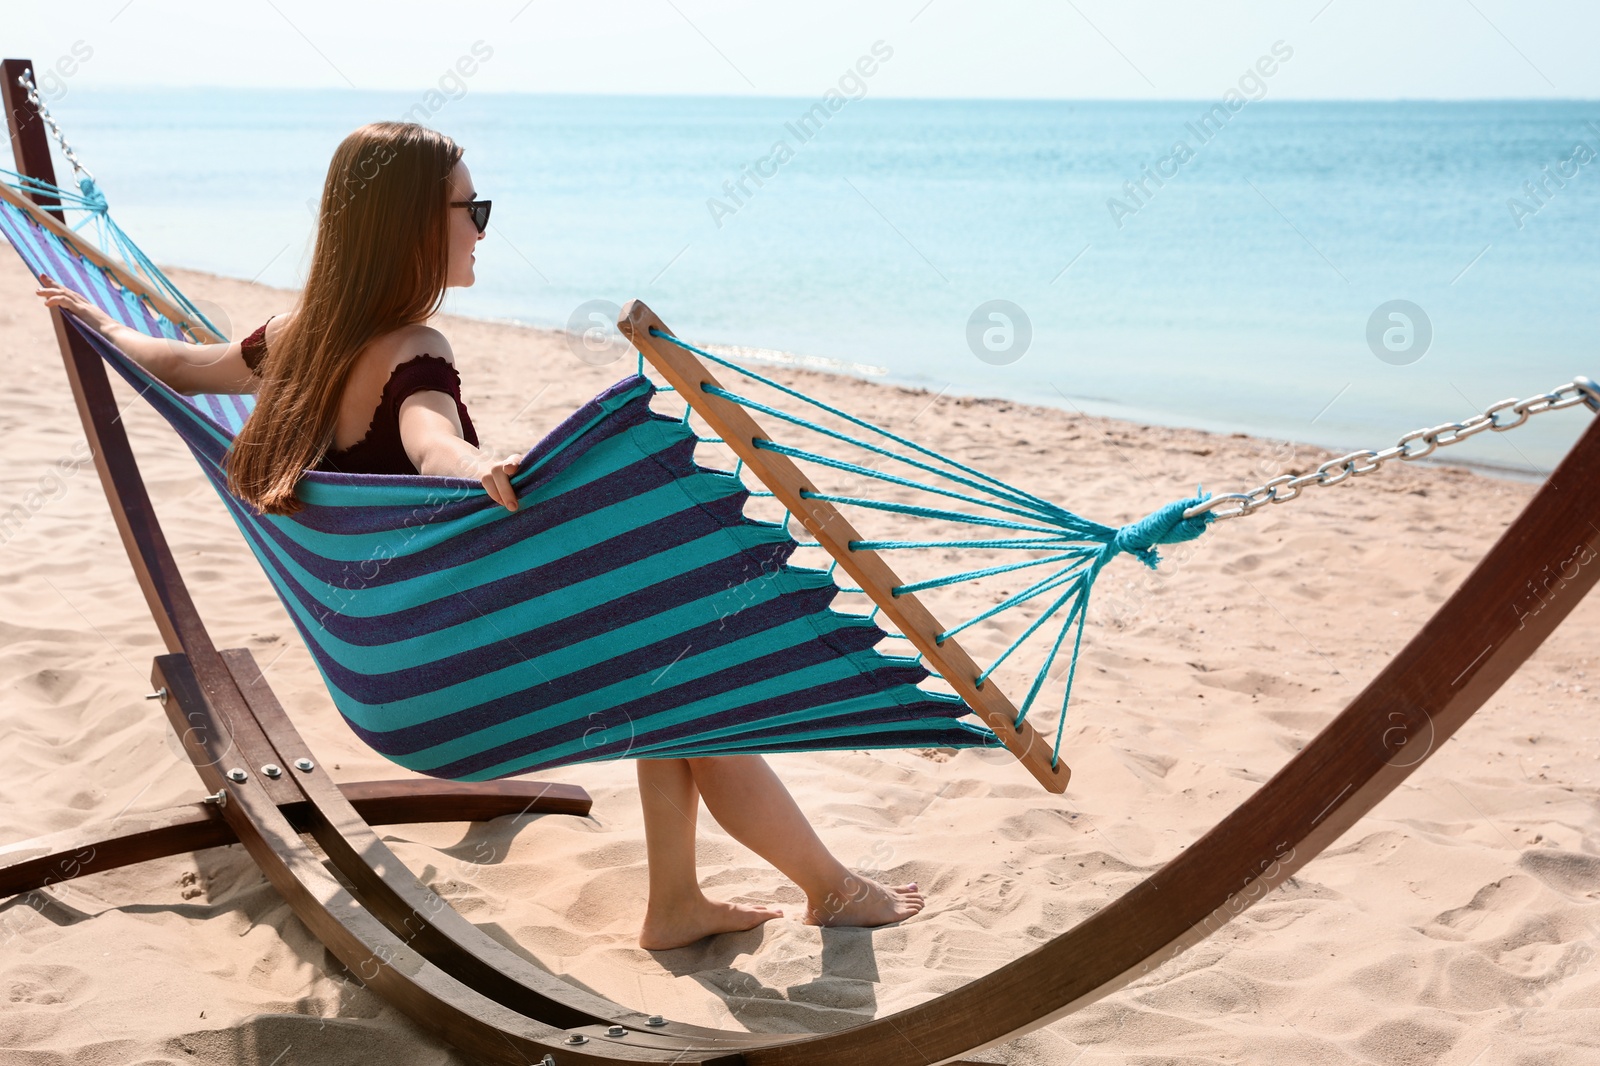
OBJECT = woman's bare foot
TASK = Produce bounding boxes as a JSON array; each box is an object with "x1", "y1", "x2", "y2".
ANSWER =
[
  {"x1": 639, "y1": 895, "x2": 784, "y2": 950},
  {"x1": 804, "y1": 877, "x2": 923, "y2": 928}
]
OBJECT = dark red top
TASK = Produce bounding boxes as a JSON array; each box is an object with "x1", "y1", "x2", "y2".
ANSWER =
[{"x1": 241, "y1": 317, "x2": 479, "y2": 476}]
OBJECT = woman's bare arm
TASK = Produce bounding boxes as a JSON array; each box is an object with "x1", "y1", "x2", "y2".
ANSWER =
[
  {"x1": 391, "y1": 329, "x2": 521, "y2": 511},
  {"x1": 397, "y1": 391, "x2": 522, "y2": 511},
  {"x1": 34, "y1": 274, "x2": 264, "y2": 396}
]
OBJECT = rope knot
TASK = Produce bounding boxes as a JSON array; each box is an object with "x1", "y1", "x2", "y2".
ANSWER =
[
  {"x1": 77, "y1": 176, "x2": 107, "y2": 214},
  {"x1": 1106, "y1": 488, "x2": 1213, "y2": 570}
]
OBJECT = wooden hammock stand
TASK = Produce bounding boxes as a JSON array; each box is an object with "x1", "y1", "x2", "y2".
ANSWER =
[{"x1": 4, "y1": 57, "x2": 1600, "y2": 1064}]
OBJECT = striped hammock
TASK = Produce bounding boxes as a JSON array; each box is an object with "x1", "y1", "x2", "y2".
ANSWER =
[{"x1": 0, "y1": 187, "x2": 1002, "y2": 780}]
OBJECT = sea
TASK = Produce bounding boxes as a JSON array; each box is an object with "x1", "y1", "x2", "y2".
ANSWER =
[{"x1": 37, "y1": 87, "x2": 1600, "y2": 476}]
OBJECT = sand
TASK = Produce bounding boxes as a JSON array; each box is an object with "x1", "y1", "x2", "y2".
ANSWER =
[{"x1": 2, "y1": 251, "x2": 1597, "y2": 1066}]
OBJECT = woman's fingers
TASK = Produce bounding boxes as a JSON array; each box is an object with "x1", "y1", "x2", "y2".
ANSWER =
[
  {"x1": 495, "y1": 470, "x2": 517, "y2": 511},
  {"x1": 475, "y1": 454, "x2": 522, "y2": 513},
  {"x1": 500, "y1": 458, "x2": 520, "y2": 512},
  {"x1": 482, "y1": 475, "x2": 508, "y2": 511},
  {"x1": 35, "y1": 283, "x2": 82, "y2": 311},
  {"x1": 482, "y1": 456, "x2": 520, "y2": 512}
]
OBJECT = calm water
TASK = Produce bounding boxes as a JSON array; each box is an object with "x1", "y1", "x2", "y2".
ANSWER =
[{"x1": 41, "y1": 88, "x2": 1600, "y2": 473}]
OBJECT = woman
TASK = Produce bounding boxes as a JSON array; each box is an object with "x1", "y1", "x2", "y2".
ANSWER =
[{"x1": 36, "y1": 121, "x2": 922, "y2": 950}]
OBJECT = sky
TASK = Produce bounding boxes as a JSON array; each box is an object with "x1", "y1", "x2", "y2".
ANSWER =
[{"x1": 4, "y1": 0, "x2": 1597, "y2": 100}]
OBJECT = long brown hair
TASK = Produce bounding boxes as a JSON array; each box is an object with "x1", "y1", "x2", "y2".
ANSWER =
[{"x1": 227, "y1": 121, "x2": 463, "y2": 515}]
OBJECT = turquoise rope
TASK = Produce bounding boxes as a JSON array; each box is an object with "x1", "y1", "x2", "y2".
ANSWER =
[
  {"x1": 648, "y1": 330, "x2": 1219, "y2": 764},
  {"x1": 851, "y1": 537, "x2": 1076, "y2": 551},
  {"x1": 893, "y1": 549, "x2": 1098, "y2": 597},
  {"x1": 716, "y1": 388, "x2": 1063, "y2": 517},
  {"x1": 939, "y1": 562, "x2": 1089, "y2": 643},
  {"x1": 1051, "y1": 605, "x2": 1094, "y2": 769},
  {"x1": 716, "y1": 384, "x2": 1062, "y2": 515},
  {"x1": 0, "y1": 169, "x2": 224, "y2": 339},
  {"x1": 979, "y1": 576, "x2": 1086, "y2": 689},
  {"x1": 654, "y1": 331, "x2": 1059, "y2": 510},
  {"x1": 754, "y1": 436, "x2": 1082, "y2": 531},
  {"x1": 797, "y1": 492, "x2": 1065, "y2": 535},
  {"x1": 1017, "y1": 589, "x2": 1091, "y2": 731}
]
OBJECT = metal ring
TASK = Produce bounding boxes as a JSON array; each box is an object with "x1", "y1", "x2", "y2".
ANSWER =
[
  {"x1": 1396, "y1": 428, "x2": 1436, "y2": 460},
  {"x1": 1316, "y1": 458, "x2": 1355, "y2": 487},
  {"x1": 1182, "y1": 493, "x2": 1251, "y2": 520},
  {"x1": 1484, "y1": 397, "x2": 1527, "y2": 430},
  {"x1": 1369, "y1": 443, "x2": 1407, "y2": 466},
  {"x1": 1450, "y1": 415, "x2": 1495, "y2": 442},
  {"x1": 1574, "y1": 376, "x2": 1599, "y2": 412},
  {"x1": 1512, "y1": 394, "x2": 1553, "y2": 418},
  {"x1": 1345, "y1": 450, "x2": 1383, "y2": 476}
]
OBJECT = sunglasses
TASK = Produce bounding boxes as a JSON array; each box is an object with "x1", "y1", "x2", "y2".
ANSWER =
[{"x1": 451, "y1": 198, "x2": 492, "y2": 234}]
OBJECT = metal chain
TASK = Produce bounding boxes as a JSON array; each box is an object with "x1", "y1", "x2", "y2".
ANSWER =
[
  {"x1": 1186, "y1": 376, "x2": 1600, "y2": 522},
  {"x1": 13, "y1": 67, "x2": 94, "y2": 181}
]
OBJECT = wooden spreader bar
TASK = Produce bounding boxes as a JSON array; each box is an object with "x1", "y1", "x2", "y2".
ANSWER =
[{"x1": 619, "y1": 300, "x2": 1070, "y2": 794}]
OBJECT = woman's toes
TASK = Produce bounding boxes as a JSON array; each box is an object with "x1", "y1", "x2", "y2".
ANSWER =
[{"x1": 804, "y1": 875, "x2": 927, "y2": 928}]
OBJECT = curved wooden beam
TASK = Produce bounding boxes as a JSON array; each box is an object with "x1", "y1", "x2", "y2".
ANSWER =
[
  {"x1": 152, "y1": 653, "x2": 749, "y2": 1065},
  {"x1": 612, "y1": 296, "x2": 1599, "y2": 1062},
  {"x1": 0, "y1": 779, "x2": 590, "y2": 900},
  {"x1": 219, "y1": 647, "x2": 799, "y2": 1052},
  {"x1": 733, "y1": 389, "x2": 1600, "y2": 1064},
  {"x1": 13, "y1": 56, "x2": 1598, "y2": 1064}
]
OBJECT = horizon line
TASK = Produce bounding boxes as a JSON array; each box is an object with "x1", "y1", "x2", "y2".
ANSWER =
[{"x1": 44, "y1": 84, "x2": 1600, "y2": 105}]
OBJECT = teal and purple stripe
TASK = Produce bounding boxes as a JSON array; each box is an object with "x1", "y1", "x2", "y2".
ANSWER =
[{"x1": 1, "y1": 203, "x2": 999, "y2": 780}]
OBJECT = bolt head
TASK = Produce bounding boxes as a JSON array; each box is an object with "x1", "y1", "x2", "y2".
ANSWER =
[
  {"x1": 606, "y1": 1024, "x2": 627, "y2": 1038},
  {"x1": 565, "y1": 1033, "x2": 588, "y2": 1045},
  {"x1": 293, "y1": 758, "x2": 314, "y2": 772},
  {"x1": 261, "y1": 763, "x2": 282, "y2": 778},
  {"x1": 226, "y1": 768, "x2": 247, "y2": 782},
  {"x1": 646, "y1": 1015, "x2": 666, "y2": 1027}
]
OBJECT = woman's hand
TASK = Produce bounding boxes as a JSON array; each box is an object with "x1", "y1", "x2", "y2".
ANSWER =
[
  {"x1": 474, "y1": 451, "x2": 523, "y2": 512},
  {"x1": 35, "y1": 274, "x2": 118, "y2": 336}
]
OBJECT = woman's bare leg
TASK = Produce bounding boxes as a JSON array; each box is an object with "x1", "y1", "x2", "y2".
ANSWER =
[
  {"x1": 685, "y1": 754, "x2": 923, "y2": 928},
  {"x1": 636, "y1": 757, "x2": 783, "y2": 950}
]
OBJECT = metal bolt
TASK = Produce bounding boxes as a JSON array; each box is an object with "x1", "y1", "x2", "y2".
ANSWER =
[
  {"x1": 226, "y1": 768, "x2": 248, "y2": 783},
  {"x1": 606, "y1": 1025, "x2": 627, "y2": 1038},
  {"x1": 293, "y1": 758, "x2": 314, "y2": 772},
  {"x1": 203, "y1": 788, "x2": 227, "y2": 809},
  {"x1": 539, "y1": 1057, "x2": 555, "y2": 1066},
  {"x1": 646, "y1": 1015, "x2": 666, "y2": 1027},
  {"x1": 261, "y1": 763, "x2": 282, "y2": 779},
  {"x1": 565, "y1": 1034, "x2": 588, "y2": 1045},
  {"x1": 144, "y1": 687, "x2": 168, "y2": 704}
]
